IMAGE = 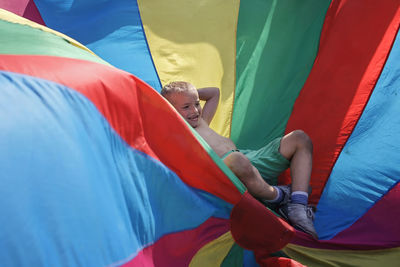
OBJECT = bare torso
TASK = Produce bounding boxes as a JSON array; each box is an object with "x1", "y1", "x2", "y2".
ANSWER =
[{"x1": 195, "y1": 119, "x2": 237, "y2": 157}]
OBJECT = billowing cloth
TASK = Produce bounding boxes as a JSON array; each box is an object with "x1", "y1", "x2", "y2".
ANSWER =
[
  {"x1": 0, "y1": 8, "x2": 294, "y2": 267},
  {"x1": 1, "y1": 0, "x2": 400, "y2": 266}
]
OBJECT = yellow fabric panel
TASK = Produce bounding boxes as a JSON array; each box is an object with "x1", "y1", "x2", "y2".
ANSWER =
[
  {"x1": 137, "y1": 0, "x2": 239, "y2": 137},
  {"x1": 189, "y1": 231, "x2": 235, "y2": 267},
  {"x1": 0, "y1": 8, "x2": 101, "y2": 59},
  {"x1": 284, "y1": 244, "x2": 400, "y2": 267}
]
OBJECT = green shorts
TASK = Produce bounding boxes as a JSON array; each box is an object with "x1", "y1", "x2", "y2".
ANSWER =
[{"x1": 240, "y1": 137, "x2": 290, "y2": 186}]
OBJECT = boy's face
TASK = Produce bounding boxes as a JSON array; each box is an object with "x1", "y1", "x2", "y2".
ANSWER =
[{"x1": 167, "y1": 88, "x2": 202, "y2": 128}]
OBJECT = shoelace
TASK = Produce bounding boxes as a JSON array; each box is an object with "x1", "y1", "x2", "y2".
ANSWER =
[{"x1": 306, "y1": 205, "x2": 315, "y2": 221}]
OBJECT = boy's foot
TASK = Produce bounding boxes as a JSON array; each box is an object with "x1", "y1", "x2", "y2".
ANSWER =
[
  {"x1": 261, "y1": 185, "x2": 292, "y2": 210},
  {"x1": 275, "y1": 185, "x2": 291, "y2": 205},
  {"x1": 279, "y1": 203, "x2": 318, "y2": 239}
]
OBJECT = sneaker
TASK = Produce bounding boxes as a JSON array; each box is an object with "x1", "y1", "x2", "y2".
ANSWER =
[
  {"x1": 275, "y1": 185, "x2": 291, "y2": 206},
  {"x1": 279, "y1": 203, "x2": 318, "y2": 239},
  {"x1": 260, "y1": 185, "x2": 291, "y2": 210}
]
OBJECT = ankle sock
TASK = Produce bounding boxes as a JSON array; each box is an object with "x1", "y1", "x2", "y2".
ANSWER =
[
  {"x1": 291, "y1": 191, "x2": 308, "y2": 205},
  {"x1": 265, "y1": 186, "x2": 284, "y2": 203}
]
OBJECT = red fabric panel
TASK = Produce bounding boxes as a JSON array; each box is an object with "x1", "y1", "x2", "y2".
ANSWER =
[
  {"x1": 261, "y1": 257, "x2": 306, "y2": 267},
  {"x1": 0, "y1": 55, "x2": 241, "y2": 204},
  {"x1": 230, "y1": 192, "x2": 294, "y2": 264},
  {"x1": 0, "y1": 0, "x2": 45, "y2": 25},
  {"x1": 280, "y1": 0, "x2": 400, "y2": 204},
  {"x1": 123, "y1": 217, "x2": 229, "y2": 266}
]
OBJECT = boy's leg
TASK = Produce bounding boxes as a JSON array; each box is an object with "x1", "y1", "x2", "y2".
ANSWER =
[
  {"x1": 279, "y1": 130, "x2": 313, "y2": 193},
  {"x1": 278, "y1": 130, "x2": 318, "y2": 239},
  {"x1": 223, "y1": 151, "x2": 278, "y2": 201}
]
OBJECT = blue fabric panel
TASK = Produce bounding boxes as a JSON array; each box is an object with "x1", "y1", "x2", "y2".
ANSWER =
[
  {"x1": 33, "y1": 0, "x2": 161, "y2": 90},
  {"x1": 0, "y1": 71, "x2": 231, "y2": 266},
  {"x1": 243, "y1": 250, "x2": 259, "y2": 267},
  {"x1": 315, "y1": 31, "x2": 400, "y2": 240}
]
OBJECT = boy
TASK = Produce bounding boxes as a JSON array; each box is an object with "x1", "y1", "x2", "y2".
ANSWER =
[{"x1": 161, "y1": 81, "x2": 317, "y2": 239}]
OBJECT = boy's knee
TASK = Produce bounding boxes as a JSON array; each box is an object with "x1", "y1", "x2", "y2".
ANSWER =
[
  {"x1": 292, "y1": 130, "x2": 313, "y2": 150},
  {"x1": 223, "y1": 152, "x2": 253, "y2": 178}
]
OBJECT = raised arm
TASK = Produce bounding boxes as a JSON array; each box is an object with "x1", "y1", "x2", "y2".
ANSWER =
[{"x1": 197, "y1": 87, "x2": 220, "y2": 125}]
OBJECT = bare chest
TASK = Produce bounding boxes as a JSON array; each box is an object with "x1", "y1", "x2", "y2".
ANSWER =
[{"x1": 196, "y1": 126, "x2": 236, "y2": 157}]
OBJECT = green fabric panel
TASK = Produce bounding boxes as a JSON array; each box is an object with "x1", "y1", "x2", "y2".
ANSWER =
[
  {"x1": 232, "y1": 0, "x2": 331, "y2": 149},
  {"x1": 0, "y1": 20, "x2": 109, "y2": 65},
  {"x1": 221, "y1": 243, "x2": 244, "y2": 267}
]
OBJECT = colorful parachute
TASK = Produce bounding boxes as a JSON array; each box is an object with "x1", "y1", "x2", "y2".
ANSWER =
[
  {"x1": 1, "y1": 0, "x2": 400, "y2": 266},
  {"x1": 0, "y1": 5, "x2": 295, "y2": 267}
]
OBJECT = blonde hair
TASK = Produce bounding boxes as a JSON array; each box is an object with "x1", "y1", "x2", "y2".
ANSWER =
[{"x1": 161, "y1": 81, "x2": 195, "y2": 97}]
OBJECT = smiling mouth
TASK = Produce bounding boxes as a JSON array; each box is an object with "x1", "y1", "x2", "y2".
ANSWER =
[
  {"x1": 187, "y1": 115, "x2": 199, "y2": 125},
  {"x1": 188, "y1": 115, "x2": 199, "y2": 121}
]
